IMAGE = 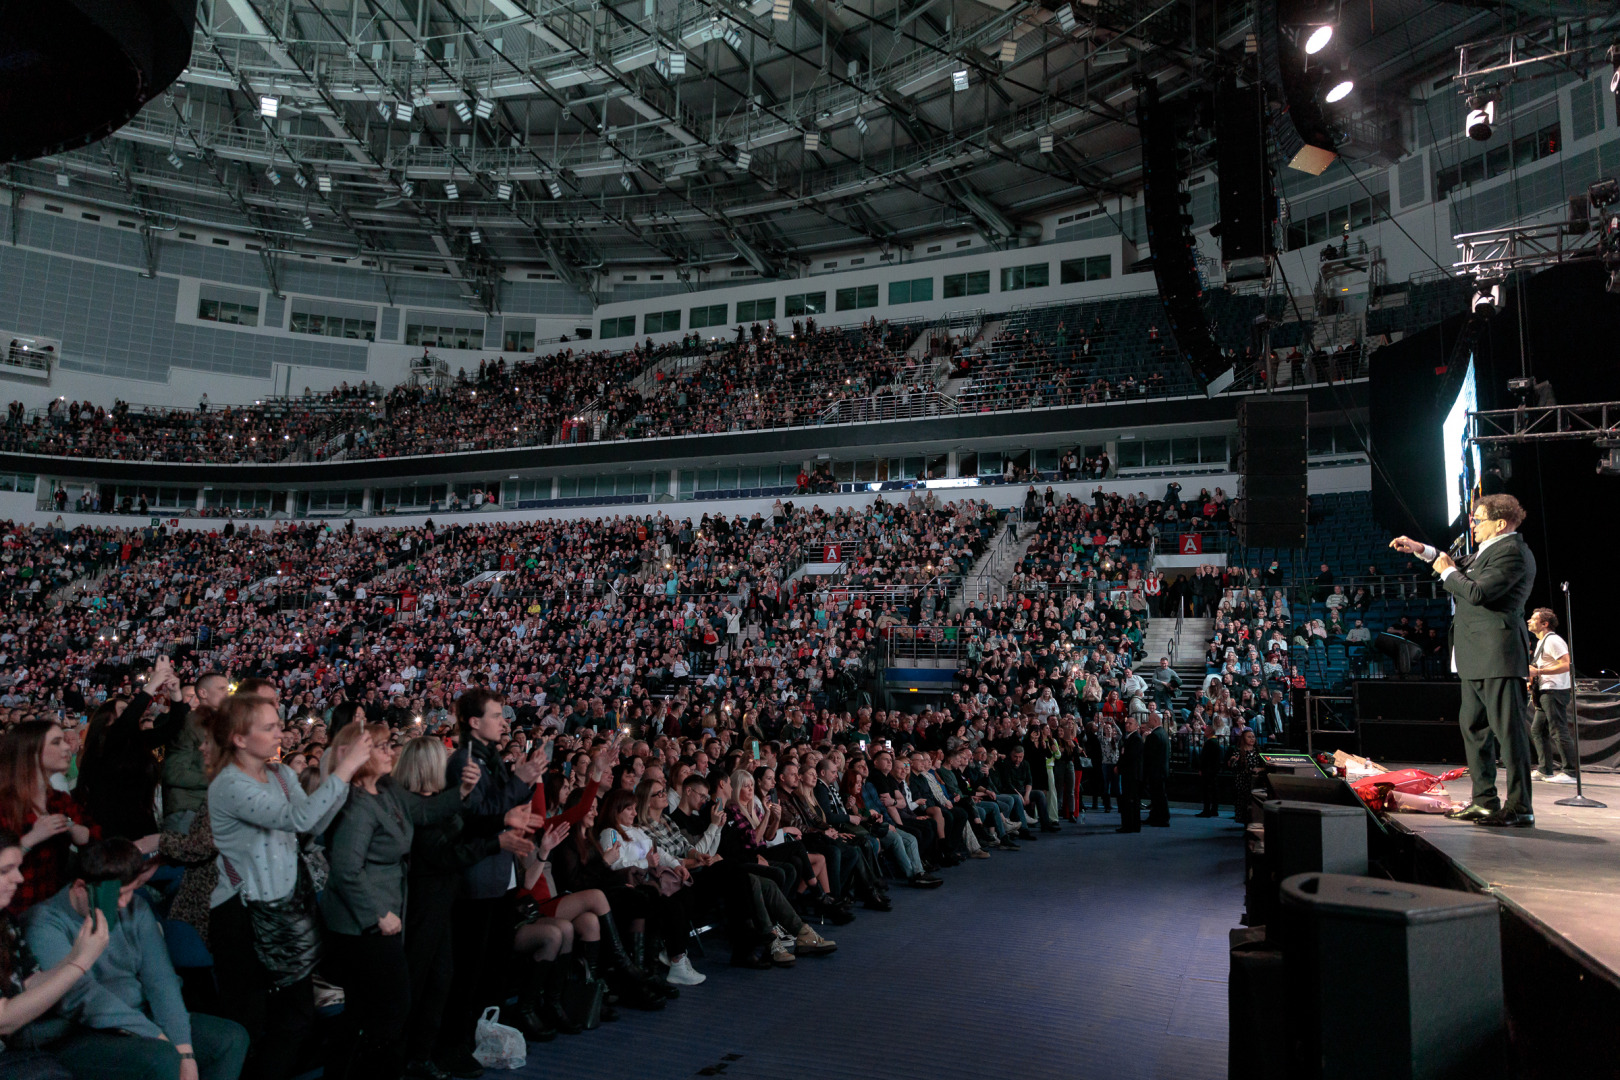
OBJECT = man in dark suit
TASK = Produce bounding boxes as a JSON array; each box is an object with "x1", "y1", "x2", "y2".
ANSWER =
[
  {"x1": 1116, "y1": 714, "x2": 1144, "y2": 833},
  {"x1": 1391, "y1": 494, "x2": 1537, "y2": 827},
  {"x1": 1197, "y1": 728, "x2": 1226, "y2": 817},
  {"x1": 1143, "y1": 711, "x2": 1171, "y2": 826}
]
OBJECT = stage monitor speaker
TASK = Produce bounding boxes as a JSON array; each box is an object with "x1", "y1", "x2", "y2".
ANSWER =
[
  {"x1": 1278, "y1": 873, "x2": 1505, "y2": 1080},
  {"x1": 1264, "y1": 800, "x2": 1368, "y2": 881},
  {"x1": 1354, "y1": 679, "x2": 1461, "y2": 723},
  {"x1": 1357, "y1": 721, "x2": 1466, "y2": 765},
  {"x1": 1215, "y1": 80, "x2": 1274, "y2": 262}
]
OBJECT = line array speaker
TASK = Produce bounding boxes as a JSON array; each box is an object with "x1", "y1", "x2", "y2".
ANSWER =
[
  {"x1": 1235, "y1": 396, "x2": 1307, "y2": 547},
  {"x1": 1214, "y1": 79, "x2": 1275, "y2": 263}
]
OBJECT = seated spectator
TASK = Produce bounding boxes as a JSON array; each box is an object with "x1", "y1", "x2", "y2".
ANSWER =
[
  {"x1": 0, "y1": 722, "x2": 98, "y2": 917},
  {"x1": 21, "y1": 838, "x2": 249, "y2": 1080}
]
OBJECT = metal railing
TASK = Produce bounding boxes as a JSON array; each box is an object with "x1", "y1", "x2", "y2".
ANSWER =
[
  {"x1": 884, "y1": 628, "x2": 966, "y2": 668},
  {"x1": 818, "y1": 391, "x2": 959, "y2": 425}
]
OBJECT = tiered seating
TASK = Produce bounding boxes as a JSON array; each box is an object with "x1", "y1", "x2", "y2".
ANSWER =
[
  {"x1": 1366, "y1": 276, "x2": 1474, "y2": 338},
  {"x1": 956, "y1": 295, "x2": 1198, "y2": 412}
]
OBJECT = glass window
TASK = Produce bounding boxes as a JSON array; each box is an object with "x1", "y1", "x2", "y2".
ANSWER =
[
  {"x1": 644, "y1": 310, "x2": 680, "y2": 334},
  {"x1": 785, "y1": 292, "x2": 826, "y2": 316},
  {"x1": 689, "y1": 304, "x2": 728, "y2": 330},
  {"x1": 1116, "y1": 441, "x2": 1144, "y2": 468},
  {"x1": 503, "y1": 329, "x2": 536, "y2": 352},
  {"x1": 1000, "y1": 263, "x2": 1049, "y2": 292},
  {"x1": 1198, "y1": 435, "x2": 1228, "y2": 463},
  {"x1": 1170, "y1": 438, "x2": 1199, "y2": 465},
  {"x1": 736, "y1": 298, "x2": 776, "y2": 321},
  {"x1": 943, "y1": 270, "x2": 990, "y2": 298},
  {"x1": 1061, "y1": 256, "x2": 1113, "y2": 284},
  {"x1": 1143, "y1": 440, "x2": 1170, "y2": 467},
  {"x1": 835, "y1": 285, "x2": 878, "y2": 311},
  {"x1": 889, "y1": 277, "x2": 932, "y2": 304},
  {"x1": 600, "y1": 316, "x2": 636, "y2": 339}
]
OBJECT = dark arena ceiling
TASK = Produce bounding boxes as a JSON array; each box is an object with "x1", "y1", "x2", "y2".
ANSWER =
[{"x1": 3, "y1": 0, "x2": 1595, "y2": 297}]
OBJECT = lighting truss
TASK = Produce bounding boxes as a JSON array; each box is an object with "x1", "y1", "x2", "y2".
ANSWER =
[
  {"x1": 1469, "y1": 401, "x2": 1620, "y2": 445},
  {"x1": 1452, "y1": 220, "x2": 1602, "y2": 282}
]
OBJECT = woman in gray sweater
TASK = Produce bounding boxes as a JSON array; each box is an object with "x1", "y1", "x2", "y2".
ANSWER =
[{"x1": 319, "y1": 722, "x2": 477, "y2": 1080}]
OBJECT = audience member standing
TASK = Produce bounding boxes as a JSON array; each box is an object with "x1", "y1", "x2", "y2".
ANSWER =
[
  {"x1": 1116, "y1": 715, "x2": 1143, "y2": 834},
  {"x1": 1143, "y1": 712, "x2": 1170, "y2": 827}
]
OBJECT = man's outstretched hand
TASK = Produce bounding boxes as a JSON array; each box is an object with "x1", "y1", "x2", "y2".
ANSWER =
[{"x1": 1388, "y1": 536, "x2": 1426, "y2": 555}]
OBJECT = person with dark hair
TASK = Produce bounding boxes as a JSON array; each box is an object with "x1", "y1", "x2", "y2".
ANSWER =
[
  {"x1": 21, "y1": 838, "x2": 249, "y2": 1080},
  {"x1": 77, "y1": 655, "x2": 186, "y2": 842},
  {"x1": 1527, "y1": 607, "x2": 1577, "y2": 786},
  {"x1": 0, "y1": 722, "x2": 98, "y2": 916},
  {"x1": 0, "y1": 827, "x2": 111, "y2": 1080},
  {"x1": 1115, "y1": 714, "x2": 1143, "y2": 834},
  {"x1": 438, "y1": 689, "x2": 546, "y2": 1077},
  {"x1": 1392, "y1": 493, "x2": 1537, "y2": 827},
  {"x1": 162, "y1": 672, "x2": 229, "y2": 834}
]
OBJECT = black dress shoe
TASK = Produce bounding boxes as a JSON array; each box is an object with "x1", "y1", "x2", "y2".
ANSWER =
[
  {"x1": 434, "y1": 1051, "x2": 485, "y2": 1079},
  {"x1": 1115, "y1": 826, "x2": 1139, "y2": 834},
  {"x1": 1475, "y1": 809, "x2": 1535, "y2": 828},
  {"x1": 1445, "y1": 803, "x2": 1497, "y2": 821},
  {"x1": 909, "y1": 874, "x2": 944, "y2": 888}
]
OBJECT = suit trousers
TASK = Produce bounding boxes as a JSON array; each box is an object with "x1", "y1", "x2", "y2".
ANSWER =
[
  {"x1": 441, "y1": 894, "x2": 514, "y2": 1057},
  {"x1": 1531, "y1": 689, "x2": 1578, "y2": 777},
  {"x1": 1459, "y1": 676, "x2": 1534, "y2": 813},
  {"x1": 326, "y1": 931, "x2": 411, "y2": 1080},
  {"x1": 1118, "y1": 779, "x2": 1142, "y2": 832},
  {"x1": 1145, "y1": 775, "x2": 1169, "y2": 825}
]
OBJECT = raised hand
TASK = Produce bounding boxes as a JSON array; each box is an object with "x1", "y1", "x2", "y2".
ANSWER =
[
  {"x1": 1388, "y1": 536, "x2": 1426, "y2": 555},
  {"x1": 537, "y1": 820, "x2": 570, "y2": 858},
  {"x1": 458, "y1": 761, "x2": 482, "y2": 799}
]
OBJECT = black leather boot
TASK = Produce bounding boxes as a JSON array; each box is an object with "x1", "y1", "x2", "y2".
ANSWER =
[
  {"x1": 513, "y1": 961, "x2": 558, "y2": 1043},
  {"x1": 598, "y1": 921, "x2": 667, "y2": 1011}
]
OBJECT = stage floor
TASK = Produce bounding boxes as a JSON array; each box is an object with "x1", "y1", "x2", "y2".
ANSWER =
[{"x1": 1387, "y1": 768, "x2": 1620, "y2": 986}]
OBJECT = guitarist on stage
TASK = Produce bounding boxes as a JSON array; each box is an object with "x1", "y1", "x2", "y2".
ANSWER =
[
  {"x1": 1528, "y1": 607, "x2": 1577, "y2": 786},
  {"x1": 1390, "y1": 494, "x2": 1537, "y2": 827}
]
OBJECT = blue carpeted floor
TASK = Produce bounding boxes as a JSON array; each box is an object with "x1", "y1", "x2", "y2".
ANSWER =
[{"x1": 508, "y1": 805, "x2": 1243, "y2": 1080}]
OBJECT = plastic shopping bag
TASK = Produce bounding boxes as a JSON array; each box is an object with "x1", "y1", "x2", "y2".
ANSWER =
[{"x1": 473, "y1": 1006, "x2": 527, "y2": 1070}]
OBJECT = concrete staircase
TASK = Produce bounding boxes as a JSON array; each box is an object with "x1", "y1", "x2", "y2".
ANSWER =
[
  {"x1": 951, "y1": 519, "x2": 1035, "y2": 613},
  {"x1": 1139, "y1": 616, "x2": 1213, "y2": 711}
]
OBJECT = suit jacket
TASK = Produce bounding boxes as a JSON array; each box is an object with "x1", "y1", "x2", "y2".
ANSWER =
[
  {"x1": 1442, "y1": 532, "x2": 1536, "y2": 680},
  {"x1": 448, "y1": 737, "x2": 534, "y2": 899},
  {"x1": 1118, "y1": 731, "x2": 1144, "y2": 785},
  {"x1": 1143, "y1": 727, "x2": 1171, "y2": 781}
]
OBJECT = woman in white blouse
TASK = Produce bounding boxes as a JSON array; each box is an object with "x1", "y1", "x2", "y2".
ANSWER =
[{"x1": 597, "y1": 789, "x2": 704, "y2": 986}]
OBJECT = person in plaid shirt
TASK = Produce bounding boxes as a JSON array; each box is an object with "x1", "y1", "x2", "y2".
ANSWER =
[{"x1": 0, "y1": 721, "x2": 99, "y2": 916}]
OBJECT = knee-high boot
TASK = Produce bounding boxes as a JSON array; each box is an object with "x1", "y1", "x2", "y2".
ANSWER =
[{"x1": 597, "y1": 919, "x2": 667, "y2": 1010}]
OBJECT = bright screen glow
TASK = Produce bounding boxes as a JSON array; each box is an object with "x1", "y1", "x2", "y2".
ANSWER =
[{"x1": 1441, "y1": 356, "x2": 1479, "y2": 525}]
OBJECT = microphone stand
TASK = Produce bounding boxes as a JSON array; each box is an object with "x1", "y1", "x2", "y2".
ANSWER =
[{"x1": 1554, "y1": 580, "x2": 1605, "y2": 809}]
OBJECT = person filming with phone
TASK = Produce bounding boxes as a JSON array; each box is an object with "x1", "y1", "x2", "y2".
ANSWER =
[{"x1": 19, "y1": 837, "x2": 249, "y2": 1080}]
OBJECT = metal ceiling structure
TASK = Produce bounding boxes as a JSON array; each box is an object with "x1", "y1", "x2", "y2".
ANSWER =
[{"x1": 1, "y1": 0, "x2": 1553, "y2": 304}]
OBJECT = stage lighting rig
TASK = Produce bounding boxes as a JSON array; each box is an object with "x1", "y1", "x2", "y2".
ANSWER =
[{"x1": 1465, "y1": 92, "x2": 1499, "y2": 141}]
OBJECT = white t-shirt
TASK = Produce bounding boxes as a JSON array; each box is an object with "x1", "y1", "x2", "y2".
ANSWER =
[{"x1": 1533, "y1": 633, "x2": 1571, "y2": 691}]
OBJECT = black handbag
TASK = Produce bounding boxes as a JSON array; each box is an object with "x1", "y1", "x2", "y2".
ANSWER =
[{"x1": 220, "y1": 770, "x2": 326, "y2": 989}]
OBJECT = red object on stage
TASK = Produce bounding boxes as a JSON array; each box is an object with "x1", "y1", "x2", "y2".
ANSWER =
[{"x1": 1349, "y1": 767, "x2": 1470, "y2": 812}]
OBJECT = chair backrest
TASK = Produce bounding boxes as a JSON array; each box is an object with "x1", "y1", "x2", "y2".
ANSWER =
[{"x1": 162, "y1": 917, "x2": 213, "y2": 969}]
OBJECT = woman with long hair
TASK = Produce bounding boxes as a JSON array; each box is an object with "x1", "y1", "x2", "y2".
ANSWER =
[
  {"x1": 75, "y1": 656, "x2": 187, "y2": 841},
  {"x1": 206, "y1": 694, "x2": 373, "y2": 1080},
  {"x1": 0, "y1": 722, "x2": 98, "y2": 917},
  {"x1": 598, "y1": 787, "x2": 704, "y2": 987},
  {"x1": 0, "y1": 825, "x2": 112, "y2": 1079}
]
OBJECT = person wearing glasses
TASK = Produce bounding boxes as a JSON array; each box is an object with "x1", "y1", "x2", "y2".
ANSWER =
[{"x1": 1390, "y1": 494, "x2": 1537, "y2": 828}]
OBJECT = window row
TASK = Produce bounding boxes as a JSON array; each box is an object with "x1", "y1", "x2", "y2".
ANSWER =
[
  {"x1": 291, "y1": 312, "x2": 376, "y2": 341},
  {"x1": 1433, "y1": 122, "x2": 1562, "y2": 203},
  {"x1": 1283, "y1": 192, "x2": 1393, "y2": 252},
  {"x1": 197, "y1": 298, "x2": 259, "y2": 327},
  {"x1": 1114, "y1": 436, "x2": 1230, "y2": 469},
  {"x1": 406, "y1": 323, "x2": 484, "y2": 349}
]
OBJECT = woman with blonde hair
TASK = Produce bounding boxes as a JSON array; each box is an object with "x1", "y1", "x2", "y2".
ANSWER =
[
  {"x1": 206, "y1": 694, "x2": 373, "y2": 1080},
  {"x1": 320, "y1": 723, "x2": 479, "y2": 1080}
]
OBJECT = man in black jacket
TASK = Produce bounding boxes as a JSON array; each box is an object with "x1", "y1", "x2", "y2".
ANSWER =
[
  {"x1": 1198, "y1": 728, "x2": 1225, "y2": 816},
  {"x1": 1143, "y1": 711, "x2": 1171, "y2": 827},
  {"x1": 1116, "y1": 715, "x2": 1143, "y2": 833},
  {"x1": 1391, "y1": 494, "x2": 1537, "y2": 827}
]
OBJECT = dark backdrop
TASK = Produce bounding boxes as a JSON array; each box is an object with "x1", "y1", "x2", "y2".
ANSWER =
[{"x1": 1370, "y1": 263, "x2": 1620, "y2": 674}]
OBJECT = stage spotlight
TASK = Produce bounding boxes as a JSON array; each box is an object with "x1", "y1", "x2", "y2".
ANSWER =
[
  {"x1": 475, "y1": 98, "x2": 494, "y2": 119},
  {"x1": 619, "y1": 173, "x2": 633, "y2": 191},
  {"x1": 317, "y1": 174, "x2": 332, "y2": 193},
  {"x1": 1466, "y1": 95, "x2": 1497, "y2": 141},
  {"x1": 666, "y1": 51, "x2": 686, "y2": 76},
  {"x1": 454, "y1": 101, "x2": 472, "y2": 123},
  {"x1": 1471, "y1": 282, "x2": 1502, "y2": 314},
  {"x1": 1304, "y1": 25, "x2": 1333, "y2": 54},
  {"x1": 444, "y1": 180, "x2": 459, "y2": 200},
  {"x1": 395, "y1": 102, "x2": 414, "y2": 123},
  {"x1": 496, "y1": 180, "x2": 513, "y2": 199},
  {"x1": 400, "y1": 179, "x2": 415, "y2": 196},
  {"x1": 547, "y1": 179, "x2": 563, "y2": 199},
  {"x1": 265, "y1": 165, "x2": 281, "y2": 185},
  {"x1": 1587, "y1": 178, "x2": 1618, "y2": 209},
  {"x1": 952, "y1": 69, "x2": 970, "y2": 92},
  {"x1": 734, "y1": 150, "x2": 752, "y2": 169},
  {"x1": 259, "y1": 95, "x2": 278, "y2": 118},
  {"x1": 1324, "y1": 79, "x2": 1353, "y2": 103},
  {"x1": 377, "y1": 99, "x2": 392, "y2": 120},
  {"x1": 293, "y1": 170, "x2": 307, "y2": 188},
  {"x1": 56, "y1": 174, "x2": 70, "y2": 188}
]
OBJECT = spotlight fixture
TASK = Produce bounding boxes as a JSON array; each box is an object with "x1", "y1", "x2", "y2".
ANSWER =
[
  {"x1": 259, "y1": 95, "x2": 279, "y2": 118},
  {"x1": 167, "y1": 151, "x2": 184, "y2": 169},
  {"x1": 1056, "y1": 4, "x2": 1077, "y2": 32},
  {"x1": 411, "y1": 90, "x2": 433, "y2": 108},
  {"x1": 395, "y1": 102, "x2": 414, "y2": 122},
  {"x1": 1590, "y1": 178, "x2": 1620, "y2": 209},
  {"x1": 619, "y1": 173, "x2": 633, "y2": 191},
  {"x1": 56, "y1": 174, "x2": 70, "y2": 188},
  {"x1": 301, "y1": 215, "x2": 314, "y2": 231},
  {"x1": 1465, "y1": 94, "x2": 1498, "y2": 141},
  {"x1": 454, "y1": 101, "x2": 473, "y2": 123},
  {"x1": 1471, "y1": 282, "x2": 1502, "y2": 314},
  {"x1": 293, "y1": 170, "x2": 307, "y2": 188},
  {"x1": 999, "y1": 39, "x2": 1017, "y2": 64},
  {"x1": 734, "y1": 150, "x2": 752, "y2": 169},
  {"x1": 377, "y1": 99, "x2": 392, "y2": 120},
  {"x1": 952, "y1": 69, "x2": 970, "y2": 92},
  {"x1": 665, "y1": 51, "x2": 686, "y2": 76},
  {"x1": 469, "y1": 228, "x2": 482, "y2": 244},
  {"x1": 772, "y1": 0, "x2": 790, "y2": 20},
  {"x1": 265, "y1": 165, "x2": 281, "y2": 185},
  {"x1": 803, "y1": 131, "x2": 820, "y2": 151},
  {"x1": 1244, "y1": 32, "x2": 1258, "y2": 55},
  {"x1": 317, "y1": 174, "x2": 332, "y2": 193},
  {"x1": 722, "y1": 24, "x2": 743, "y2": 49},
  {"x1": 1303, "y1": 24, "x2": 1333, "y2": 54},
  {"x1": 444, "y1": 180, "x2": 460, "y2": 200},
  {"x1": 475, "y1": 98, "x2": 495, "y2": 119},
  {"x1": 1324, "y1": 79, "x2": 1353, "y2": 103},
  {"x1": 400, "y1": 179, "x2": 415, "y2": 196},
  {"x1": 547, "y1": 179, "x2": 563, "y2": 199},
  {"x1": 1039, "y1": 134, "x2": 1054, "y2": 153},
  {"x1": 496, "y1": 180, "x2": 513, "y2": 199},
  {"x1": 852, "y1": 114, "x2": 868, "y2": 135}
]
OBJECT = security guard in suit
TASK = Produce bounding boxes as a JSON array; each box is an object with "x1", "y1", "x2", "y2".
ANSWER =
[
  {"x1": 1391, "y1": 493, "x2": 1537, "y2": 827},
  {"x1": 1115, "y1": 715, "x2": 1144, "y2": 834}
]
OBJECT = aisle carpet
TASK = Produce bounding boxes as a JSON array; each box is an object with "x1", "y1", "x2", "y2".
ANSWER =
[{"x1": 510, "y1": 805, "x2": 1242, "y2": 1080}]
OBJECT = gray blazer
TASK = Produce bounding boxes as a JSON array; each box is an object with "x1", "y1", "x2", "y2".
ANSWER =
[{"x1": 320, "y1": 779, "x2": 465, "y2": 936}]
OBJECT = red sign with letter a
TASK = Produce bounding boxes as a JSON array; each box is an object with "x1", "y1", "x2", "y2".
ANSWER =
[
  {"x1": 1180, "y1": 534, "x2": 1203, "y2": 555},
  {"x1": 824, "y1": 544, "x2": 841, "y2": 562}
]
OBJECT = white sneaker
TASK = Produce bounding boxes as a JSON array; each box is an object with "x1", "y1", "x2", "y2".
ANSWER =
[
  {"x1": 1530, "y1": 769, "x2": 1550, "y2": 781},
  {"x1": 665, "y1": 955, "x2": 706, "y2": 986},
  {"x1": 1547, "y1": 772, "x2": 1578, "y2": 785}
]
